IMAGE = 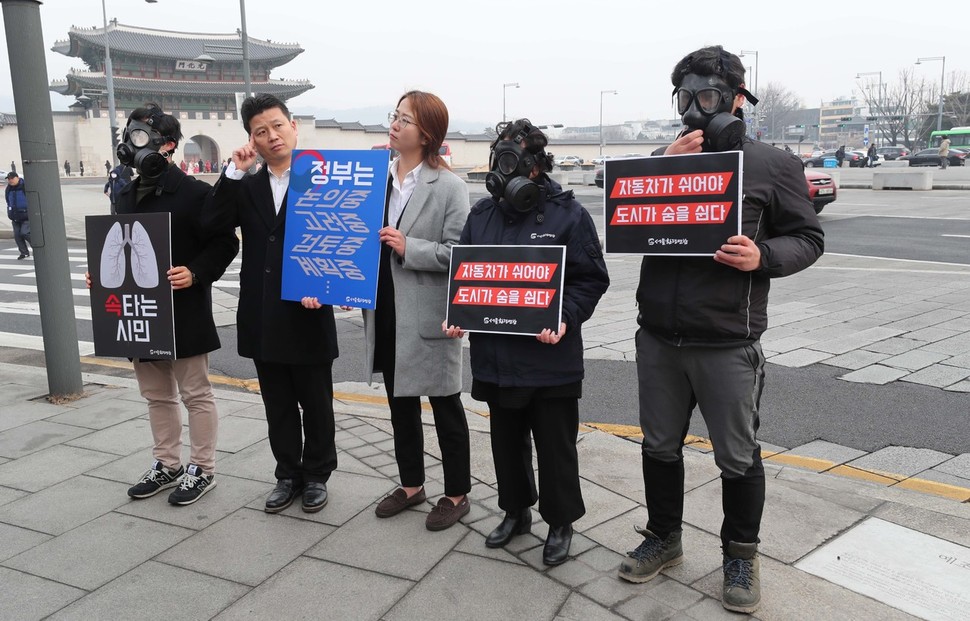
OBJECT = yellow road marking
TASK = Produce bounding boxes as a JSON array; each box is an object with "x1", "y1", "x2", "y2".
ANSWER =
[
  {"x1": 896, "y1": 478, "x2": 970, "y2": 502},
  {"x1": 828, "y1": 465, "x2": 901, "y2": 485},
  {"x1": 765, "y1": 453, "x2": 836, "y2": 472}
]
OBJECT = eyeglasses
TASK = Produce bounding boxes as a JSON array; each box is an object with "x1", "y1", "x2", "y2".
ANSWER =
[
  {"x1": 673, "y1": 88, "x2": 731, "y2": 115},
  {"x1": 388, "y1": 111, "x2": 418, "y2": 129}
]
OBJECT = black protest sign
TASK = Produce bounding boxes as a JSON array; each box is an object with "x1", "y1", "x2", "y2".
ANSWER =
[
  {"x1": 604, "y1": 151, "x2": 743, "y2": 255},
  {"x1": 447, "y1": 245, "x2": 565, "y2": 336},
  {"x1": 85, "y1": 213, "x2": 176, "y2": 359}
]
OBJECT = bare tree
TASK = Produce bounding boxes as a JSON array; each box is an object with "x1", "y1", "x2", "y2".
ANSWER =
[
  {"x1": 944, "y1": 70, "x2": 970, "y2": 128},
  {"x1": 753, "y1": 82, "x2": 802, "y2": 141},
  {"x1": 876, "y1": 68, "x2": 929, "y2": 148}
]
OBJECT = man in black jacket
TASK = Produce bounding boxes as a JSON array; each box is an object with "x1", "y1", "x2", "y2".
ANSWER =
[
  {"x1": 204, "y1": 94, "x2": 339, "y2": 514},
  {"x1": 616, "y1": 47, "x2": 824, "y2": 615},
  {"x1": 101, "y1": 104, "x2": 239, "y2": 505},
  {"x1": 5, "y1": 171, "x2": 30, "y2": 259}
]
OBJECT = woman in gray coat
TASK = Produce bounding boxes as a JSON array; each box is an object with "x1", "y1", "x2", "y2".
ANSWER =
[{"x1": 304, "y1": 91, "x2": 471, "y2": 531}]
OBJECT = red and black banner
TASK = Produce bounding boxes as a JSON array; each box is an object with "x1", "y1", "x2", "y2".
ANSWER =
[
  {"x1": 604, "y1": 151, "x2": 743, "y2": 255},
  {"x1": 85, "y1": 213, "x2": 175, "y2": 359},
  {"x1": 446, "y1": 245, "x2": 565, "y2": 336}
]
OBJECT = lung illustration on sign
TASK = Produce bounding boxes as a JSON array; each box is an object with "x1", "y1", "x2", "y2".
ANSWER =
[{"x1": 99, "y1": 221, "x2": 160, "y2": 289}]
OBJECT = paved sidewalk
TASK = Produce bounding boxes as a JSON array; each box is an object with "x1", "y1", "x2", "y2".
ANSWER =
[{"x1": 2, "y1": 363, "x2": 969, "y2": 620}]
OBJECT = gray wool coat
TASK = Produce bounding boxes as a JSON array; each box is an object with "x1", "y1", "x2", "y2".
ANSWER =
[{"x1": 363, "y1": 164, "x2": 470, "y2": 397}]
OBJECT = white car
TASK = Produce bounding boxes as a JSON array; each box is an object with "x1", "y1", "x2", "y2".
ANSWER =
[
  {"x1": 554, "y1": 155, "x2": 584, "y2": 167},
  {"x1": 590, "y1": 155, "x2": 613, "y2": 165}
]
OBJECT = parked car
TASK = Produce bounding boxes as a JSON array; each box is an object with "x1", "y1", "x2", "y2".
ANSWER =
[
  {"x1": 876, "y1": 146, "x2": 910, "y2": 160},
  {"x1": 804, "y1": 169, "x2": 836, "y2": 213},
  {"x1": 554, "y1": 155, "x2": 584, "y2": 167},
  {"x1": 803, "y1": 150, "x2": 864, "y2": 168},
  {"x1": 594, "y1": 167, "x2": 604, "y2": 188},
  {"x1": 898, "y1": 148, "x2": 967, "y2": 167},
  {"x1": 590, "y1": 155, "x2": 613, "y2": 165}
]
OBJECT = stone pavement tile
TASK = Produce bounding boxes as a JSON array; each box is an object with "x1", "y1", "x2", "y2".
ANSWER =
[
  {"x1": 545, "y1": 554, "x2": 604, "y2": 587},
  {"x1": 347, "y1": 443, "x2": 382, "y2": 459},
  {"x1": 49, "y1": 560, "x2": 249, "y2": 621},
  {"x1": 214, "y1": 557, "x2": 410, "y2": 621},
  {"x1": 453, "y1": 528, "x2": 525, "y2": 565},
  {"x1": 919, "y1": 332, "x2": 970, "y2": 356},
  {"x1": 946, "y1": 379, "x2": 970, "y2": 392},
  {"x1": 785, "y1": 440, "x2": 866, "y2": 466},
  {"x1": 0, "y1": 485, "x2": 27, "y2": 506},
  {"x1": 65, "y1": 419, "x2": 153, "y2": 455},
  {"x1": 0, "y1": 400, "x2": 65, "y2": 433},
  {"x1": 227, "y1": 403, "x2": 268, "y2": 420},
  {"x1": 880, "y1": 349, "x2": 950, "y2": 371},
  {"x1": 246, "y1": 470, "x2": 394, "y2": 528},
  {"x1": 361, "y1": 452, "x2": 396, "y2": 468},
  {"x1": 901, "y1": 364, "x2": 970, "y2": 388},
  {"x1": 810, "y1": 327, "x2": 906, "y2": 355},
  {"x1": 211, "y1": 415, "x2": 268, "y2": 453},
  {"x1": 616, "y1": 577, "x2": 706, "y2": 617},
  {"x1": 579, "y1": 574, "x2": 645, "y2": 608},
  {"x1": 847, "y1": 446, "x2": 951, "y2": 478},
  {"x1": 2, "y1": 512, "x2": 192, "y2": 590},
  {"x1": 772, "y1": 468, "x2": 884, "y2": 514},
  {"x1": 838, "y1": 365, "x2": 909, "y2": 385},
  {"x1": 682, "y1": 596, "x2": 753, "y2": 620},
  {"x1": 0, "y1": 444, "x2": 118, "y2": 492},
  {"x1": 584, "y1": 505, "x2": 649, "y2": 557},
  {"x1": 575, "y1": 478, "x2": 639, "y2": 532},
  {"x1": 933, "y1": 452, "x2": 970, "y2": 479},
  {"x1": 116, "y1": 474, "x2": 267, "y2": 530},
  {"x1": 0, "y1": 420, "x2": 91, "y2": 459},
  {"x1": 873, "y1": 503, "x2": 970, "y2": 549},
  {"x1": 0, "y1": 522, "x2": 50, "y2": 562},
  {"x1": 904, "y1": 326, "x2": 964, "y2": 344},
  {"x1": 758, "y1": 336, "x2": 819, "y2": 354},
  {"x1": 940, "y1": 350, "x2": 970, "y2": 368},
  {"x1": 157, "y1": 508, "x2": 333, "y2": 587},
  {"x1": 577, "y1": 546, "x2": 626, "y2": 572},
  {"x1": 863, "y1": 337, "x2": 926, "y2": 355},
  {"x1": 660, "y1": 525, "x2": 725, "y2": 586},
  {"x1": 0, "y1": 381, "x2": 56, "y2": 406},
  {"x1": 692, "y1": 555, "x2": 917, "y2": 621},
  {"x1": 333, "y1": 449, "x2": 385, "y2": 479},
  {"x1": 45, "y1": 399, "x2": 146, "y2": 430},
  {"x1": 883, "y1": 308, "x2": 967, "y2": 332},
  {"x1": 682, "y1": 478, "x2": 864, "y2": 564},
  {"x1": 213, "y1": 438, "x2": 277, "y2": 484},
  {"x1": 556, "y1": 592, "x2": 627, "y2": 621},
  {"x1": 900, "y1": 469, "x2": 970, "y2": 501},
  {"x1": 384, "y1": 552, "x2": 568, "y2": 621},
  {"x1": 306, "y1": 506, "x2": 466, "y2": 581},
  {"x1": 467, "y1": 428, "x2": 498, "y2": 486},
  {"x1": 0, "y1": 475, "x2": 130, "y2": 535},
  {"x1": 0, "y1": 566, "x2": 85, "y2": 621},
  {"x1": 764, "y1": 349, "x2": 832, "y2": 368},
  {"x1": 817, "y1": 349, "x2": 889, "y2": 370}
]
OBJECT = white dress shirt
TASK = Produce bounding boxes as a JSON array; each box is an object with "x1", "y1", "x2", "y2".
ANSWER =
[
  {"x1": 387, "y1": 159, "x2": 423, "y2": 227},
  {"x1": 225, "y1": 161, "x2": 290, "y2": 214}
]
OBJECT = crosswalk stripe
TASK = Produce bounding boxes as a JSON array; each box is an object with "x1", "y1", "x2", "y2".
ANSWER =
[
  {"x1": 0, "y1": 331, "x2": 95, "y2": 355},
  {"x1": 0, "y1": 302, "x2": 91, "y2": 320},
  {"x1": 0, "y1": 283, "x2": 90, "y2": 296}
]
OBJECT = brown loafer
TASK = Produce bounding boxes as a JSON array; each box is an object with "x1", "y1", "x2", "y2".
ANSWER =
[
  {"x1": 375, "y1": 487, "x2": 426, "y2": 518},
  {"x1": 425, "y1": 496, "x2": 470, "y2": 531}
]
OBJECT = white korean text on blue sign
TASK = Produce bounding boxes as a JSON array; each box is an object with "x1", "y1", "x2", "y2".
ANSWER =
[{"x1": 281, "y1": 149, "x2": 390, "y2": 308}]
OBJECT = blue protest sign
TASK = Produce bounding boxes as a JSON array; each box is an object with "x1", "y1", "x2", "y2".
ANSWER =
[{"x1": 281, "y1": 149, "x2": 390, "y2": 308}]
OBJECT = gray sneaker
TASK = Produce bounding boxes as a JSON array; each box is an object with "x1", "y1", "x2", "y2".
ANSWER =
[
  {"x1": 617, "y1": 527, "x2": 683, "y2": 583},
  {"x1": 722, "y1": 541, "x2": 761, "y2": 613}
]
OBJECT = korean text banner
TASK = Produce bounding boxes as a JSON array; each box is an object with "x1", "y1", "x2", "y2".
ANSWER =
[
  {"x1": 604, "y1": 151, "x2": 743, "y2": 256},
  {"x1": 447, "y1": 245, "x2": 565, "y2": 336},
  {"x1": 85, "y1": 213, "x2": 175, "y2": 359},
  {"x1": 281, "y1": 149, "x2": 391, "y2": 308}
]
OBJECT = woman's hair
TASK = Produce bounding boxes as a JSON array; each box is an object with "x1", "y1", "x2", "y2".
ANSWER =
[{"x1": 397, "y1": 90, "x2": 450, "y2": 169}]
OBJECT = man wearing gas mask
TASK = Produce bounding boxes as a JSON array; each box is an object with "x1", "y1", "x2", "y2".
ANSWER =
[
  {"x1": 445, "y1": 119, "x2": 610, "y2": 566},
  {"x1": 616, "y1": 47, "x2": 824, "y2": 614},
  {"x1": 96, "y1": 104, "x2": 239, "y2": 506}
]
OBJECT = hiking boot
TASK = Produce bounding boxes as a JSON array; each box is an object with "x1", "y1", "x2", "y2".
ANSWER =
[
  {"x1": 722, "y1": 541, "x2": 761, "y2": 613},
  {"x1": 127, "y1": 460, "x2": 184, "y2": 499},
  {"x1": 617, "y1": 527, "x2": 683, "y2": 583},
  {"x1": 167, "y1": 464, "x2": 217, "y2": 506}
]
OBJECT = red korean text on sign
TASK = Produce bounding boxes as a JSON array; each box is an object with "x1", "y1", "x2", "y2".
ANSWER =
[
  {"x1": 610, "y1": 203, "x2": 733, "y2": 225},
  {"x1": 609, "y1": 172, "x2": 735, "y2": 199},
  {"x1": 452, "y1": 286, "x2": 555, "y2": 308},
  {"x1": 454, "y1": 262, "x2": 559, "y2": 283}
]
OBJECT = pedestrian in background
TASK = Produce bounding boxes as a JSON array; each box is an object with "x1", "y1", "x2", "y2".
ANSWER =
[
  {"x1": 5, "y1": 171, "x2": 30, "y2": 260},
  {"x1": 939, "y1": 135, "x2": 951, "y2": 170},
  {"x1": 63, "y1": 160, "x2": 71, "y2": 177}
]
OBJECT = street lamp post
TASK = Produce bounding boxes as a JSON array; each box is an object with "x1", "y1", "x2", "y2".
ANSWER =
[
  {"x1": 599, "y1": 89, "x2": 617, "y2": 156},
  {"x1": 916, "y1": 56, "x2": 946, "y2": 132},
  {"x1": 740, "y1": 50, "x2": 758, "y2": 137},
  {"x1": 502, "y1": 82, "x2": 519, "y2": 123},
  {"x1": 856, "y1": 71, "x2": 882, "y2": 146},
  {"x1": 100, "y1": 0, "x2": 118, "y2": 164}
]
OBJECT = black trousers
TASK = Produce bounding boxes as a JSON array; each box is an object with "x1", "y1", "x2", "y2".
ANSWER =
[
  {"x1": 374, "y1": 250, "x2": 470, "y2": 497},
  {"x1": 253, "y1": 359, "x2": 337, "y2": 484},
  {"x1": 488, "y1": 396, "x2": 585, "y2": 527}
]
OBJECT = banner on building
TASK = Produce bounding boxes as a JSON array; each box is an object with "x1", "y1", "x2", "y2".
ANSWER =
[
  {"x1": 446, "y1": 245, "x2": 565, "y2": 336},
  {"x1": 604, "y1": 152, "x2": 743, "y2": 256},
  {"x1": 280, "y1": 149, "x2": 390, "y2": 308},
  {"x1": 85, "y1": 213, "x2": 175, "y2": 359}
]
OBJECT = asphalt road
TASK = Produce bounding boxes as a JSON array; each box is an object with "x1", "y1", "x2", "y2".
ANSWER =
[{"x1": 2, "y1": 184, "x2": 968, "y2": 455}]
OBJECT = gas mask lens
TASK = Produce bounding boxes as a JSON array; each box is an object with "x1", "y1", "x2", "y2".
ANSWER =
[
  {"x1": 497, "y1": 151, "x2": 519, "y2": 176},
  {"x1": 128, "y1": 128, "x2": 151, "y2": 148},
  {"x1": 675, "y1": 88, "x2": 727, "y2": 115}
]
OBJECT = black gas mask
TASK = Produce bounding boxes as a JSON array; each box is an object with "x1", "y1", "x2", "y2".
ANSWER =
[
  {"x1": 674, "y1": 74, "x2": 758, "y2": 152},
  {"x1": 117, "y1": 120, "x2": 170, "y2": 179},
  {"x1": 485, "y1": 132, "x2": 543, "y2": 213}
]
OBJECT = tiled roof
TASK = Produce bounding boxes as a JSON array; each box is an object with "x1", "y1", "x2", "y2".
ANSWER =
[
  {"x1": 50, "y1": 71, "x2": 313, "y2": 99},
  {"x1": 51, "y1": 23, "x2": 303, "y2": 65}
]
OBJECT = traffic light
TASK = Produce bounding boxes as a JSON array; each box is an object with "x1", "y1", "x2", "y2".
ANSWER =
[
  {"x1": 794, "y1": 124, "x2": 805, "y2": 128},
  {"x1": 110, "y1": 125, "x2": 121, "y2": 149},
  {"x1": 865, "y1": 116, "x2": 877, "y2": 121},
  {"x1": 840, "y1": 117, "x2": 853, "y2": 122}
]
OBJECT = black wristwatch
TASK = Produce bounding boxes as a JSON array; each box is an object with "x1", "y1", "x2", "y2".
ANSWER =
[{"x1": 191, "y1": 271, "x2": 198, "y2": 286}]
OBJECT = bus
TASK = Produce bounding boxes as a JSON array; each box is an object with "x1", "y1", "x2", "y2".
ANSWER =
[{"x1": 929, "y1": 127, "x2": 970, "y2": 150}]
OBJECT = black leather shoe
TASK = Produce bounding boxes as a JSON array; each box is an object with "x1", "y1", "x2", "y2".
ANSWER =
[
  {"x1": 543, "y1": 524, "x2": 573, "y2": 566},
  {"x1": 485, "y1": 508, "x2": 532, "y2": 548},
  {"x1": 265, "y1": 478, "x2": 303, "y2": 513},
  {"x1": 302, "y1": 481, "x2": 328, "y2": 513}
]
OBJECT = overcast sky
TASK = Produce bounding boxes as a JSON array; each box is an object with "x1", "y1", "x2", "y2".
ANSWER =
[{"x1": 1, "y1": 0, "x2": 966, "y2": 133}]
